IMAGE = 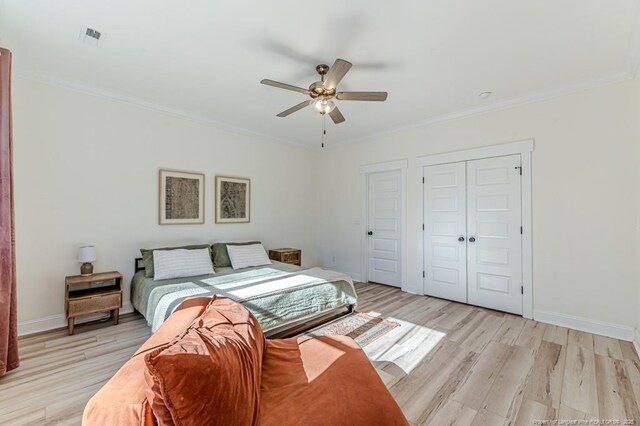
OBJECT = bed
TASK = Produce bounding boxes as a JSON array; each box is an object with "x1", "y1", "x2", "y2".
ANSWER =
[{"x1": 130, "y1": 259, "x2": 357, "y2": 337}]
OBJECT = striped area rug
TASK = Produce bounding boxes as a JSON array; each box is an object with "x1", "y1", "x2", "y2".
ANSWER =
[{"x1": 303, "y1": 311, "x2": 399, "y2": 347}]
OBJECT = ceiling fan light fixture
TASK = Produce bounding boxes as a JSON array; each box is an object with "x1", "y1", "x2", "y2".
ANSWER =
[
  {"x1": 314, "y1": 98, "x2": 336, "y2": 114},
  {"x1": 261, "y1": 58, "x2": 388, "y2": 124}
]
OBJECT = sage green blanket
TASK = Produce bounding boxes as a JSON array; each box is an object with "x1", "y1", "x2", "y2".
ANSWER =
[{"x1": 130, "y1": 261, "x2": 357, "y2": 332}]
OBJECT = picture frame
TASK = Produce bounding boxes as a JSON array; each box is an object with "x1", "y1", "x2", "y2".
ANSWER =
[
  {"x1": 215, "y1": 176, "x2": 251, "y2": 223},
  {"x1": 159, "y1": 169, "x2": 205, "y2": 225}
]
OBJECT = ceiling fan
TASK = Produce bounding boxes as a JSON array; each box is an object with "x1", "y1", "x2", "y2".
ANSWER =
[{"x1": 260, "y1": 59, "x2": 388, "y2": 124}]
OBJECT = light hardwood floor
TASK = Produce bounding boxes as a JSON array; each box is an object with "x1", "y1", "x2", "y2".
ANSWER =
[{"x1": 1, "y1": 282, "x2": 639, "y2": 425}]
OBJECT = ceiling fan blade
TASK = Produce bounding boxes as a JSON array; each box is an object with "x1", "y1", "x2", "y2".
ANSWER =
[
  {"x1": 276, "y1": 100, "x2": 313, "y2": 117},
  {"x1": 324, "y1": 59, "x2": 352, "y2": 90},
  {"x1": 329, "y1": 106, "x2": 346, "y2": 124},
  {"x1": 261, "y1": 79, "x2": 310, "y2": 95},
  {"x1": 336, "y1": 91, "x2": 388, "y2": 101}
]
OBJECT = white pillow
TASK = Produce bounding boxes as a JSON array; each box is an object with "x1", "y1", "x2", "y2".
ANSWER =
[
  {"x1": 153, "y1": 248, "x2": 214, "y2": 280},
  {"x1": 227, "y1": 244, "x2": 271, "y2": 270}
]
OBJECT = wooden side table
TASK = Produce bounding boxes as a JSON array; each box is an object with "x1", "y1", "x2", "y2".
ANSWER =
[
  {"x1": 65, "y1": 271, "x2": 123, "y2": 335},
  {"x1": 268, "y1": 248, "x2": 302, "y2": 266}
]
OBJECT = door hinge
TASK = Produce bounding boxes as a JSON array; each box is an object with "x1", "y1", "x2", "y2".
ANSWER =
[
  {"x1": 422, "y1": 224, "x2": 425, "y2": 231},
  {"x1": 521, "y1": 286, "x2": 524, "y2": 294},
  {"x1": 423, "y1": 271, "x2": 425, "y2": 278},
  {"x1": 520, "y1": 226, "x2": 523, "y2": 234},
  {"x1": 422, "y1": 177, "x2": 425, "y2": 184},
  {"x1": 515, "y1": 166, "x2": 522, "y2": 175}
]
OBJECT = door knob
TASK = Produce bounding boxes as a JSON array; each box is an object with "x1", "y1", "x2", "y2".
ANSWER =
[
  {"x1": 458, "y1": 236, "x2": 465, "y2": 242},
  {"x1": 469, "y1": 236, "x2": 476, "y2": 242},
  {"x1": 367, "y1": 231, "x2": 373, "y2": 236}
]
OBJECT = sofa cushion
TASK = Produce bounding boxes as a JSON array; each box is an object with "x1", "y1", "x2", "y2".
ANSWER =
[
  {"x1": 258, "y1": 335, "x2": 408, "y2": 426},
  {"x1": 144, "y1": 296, "x2": 265, "y2": 426},
  {"x1": 82, "y1": 297, "x2": 212, "y2": 426}
]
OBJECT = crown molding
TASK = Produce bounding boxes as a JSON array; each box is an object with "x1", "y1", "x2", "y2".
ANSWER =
[
  {"x1": 14, "y1": 69, "x2": 319, "y2": 152},
  {"x1": 16, "y1": 49, "x2": 639, "y2": 153},
  {"x1": 326, "y1": 5, "x2": 640, "y2": 149},
  {"x1": 328, "y1": 68, "x2": 635, "y2": 149},
  {"x1": 11, "y1": 1, "x2": 640, "y2": 151}
]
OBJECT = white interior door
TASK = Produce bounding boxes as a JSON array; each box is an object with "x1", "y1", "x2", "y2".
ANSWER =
[
  {"x1": 367, "y1": 170, "x2": 402, "y2": 287},
  {"x1": 423, "y1": 162, "x2": 467, "y2": 303},
  {"x1": 466, "y1": 155, "x2": 523, "y2": 315}
]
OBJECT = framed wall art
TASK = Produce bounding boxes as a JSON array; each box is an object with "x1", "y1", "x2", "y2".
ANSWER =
[
  {"x1": 215, "y1": 176, "x2": 250, "y2": 223},
  {"x1": 159, "y1": 169, "x2": 205, "y2": 225}
]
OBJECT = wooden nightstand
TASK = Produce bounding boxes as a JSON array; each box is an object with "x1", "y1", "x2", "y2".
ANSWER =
[
  {"x1": 65, "y1": 271, "x2": 123, "y2": 335},
  {"x1": 268, "y1": 248, "x2": 302, "y2": 266}
]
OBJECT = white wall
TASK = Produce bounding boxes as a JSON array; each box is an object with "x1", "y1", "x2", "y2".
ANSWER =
[
  {"x1": 317, "y1": 80, "x2": 639, "y2": 334},
  {"x1": 13, "y1": 77, "x2": 320, "y2": 333},
  {"x1": 13, "y1": 75, "x2": 640, "y2": 339}
]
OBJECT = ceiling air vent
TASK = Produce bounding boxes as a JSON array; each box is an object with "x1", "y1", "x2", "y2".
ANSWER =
[
  {"x1": 85, "y1": 28, "x2": 101, "y2": 40},
  {"x1": 78, "y1": 25, "x2": 105, "y2": 47}
]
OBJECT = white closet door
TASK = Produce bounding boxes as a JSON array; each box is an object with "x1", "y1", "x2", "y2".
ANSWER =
[
  {"x1": 466, "y1": 155, "x2": 523, "y2": 315},
  {"x1": 423, "y1": 162, "x2": 467, "y2": 303},
  {"x1": 367, "y1": 170, "x2": 402, "y2": 287}
]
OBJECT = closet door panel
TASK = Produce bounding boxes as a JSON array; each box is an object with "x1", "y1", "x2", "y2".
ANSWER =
[
  {"x1": 423, "y1": 162, "x2": 467, "y2": 303},
  {"x1": 466, "y1": 155, "x2": 523, "y2": 315}
]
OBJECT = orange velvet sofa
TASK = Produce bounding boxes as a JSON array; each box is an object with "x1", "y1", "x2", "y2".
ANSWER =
[{"x1": 83, "y1": 296, "x2": 408, "y2": 426}]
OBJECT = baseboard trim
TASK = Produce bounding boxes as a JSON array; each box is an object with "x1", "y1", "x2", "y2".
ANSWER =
[
  {"x1": 18, "y1": 302, "x2": 134, "y2": 336},
  {"x1": 634, "y1": 329, "x2": 640, "y2": 358},
  {"x1": 329, "y1": 269, "x2": 362, "y2": 283},
  {"x1": 402, "y1": 285, "x2": 421, "y2": 295},
  {"x1": 349, "y1": 273, "x2": 363, "y2": 283},
  {"x1": 534, "y1": 310, "x2": 635, "y2": 341}
]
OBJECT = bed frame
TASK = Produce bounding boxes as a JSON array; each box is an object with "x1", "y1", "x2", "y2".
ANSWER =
[
  {"x1": 132, "y1": 257, "x2": 354, "y2": 338},
  {"x1": 264, "y1": 304, "x2": 354, "y2": 338},
  {"x1": 134, "y1": 257, "x2": 145, "y2": 273}
]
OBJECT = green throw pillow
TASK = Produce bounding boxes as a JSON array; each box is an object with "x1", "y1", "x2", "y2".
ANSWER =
[
  {"x1": 140, "y1": 244, "x2": 211, "y2": 278},
  {"x1": 212, "y1": 241, "x2": 261, "y2": 268}
]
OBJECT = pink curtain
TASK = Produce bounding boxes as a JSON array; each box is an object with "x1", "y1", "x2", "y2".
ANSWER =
[{"x1": 0, "y1": 47, "x2": 18, "y2": 377}]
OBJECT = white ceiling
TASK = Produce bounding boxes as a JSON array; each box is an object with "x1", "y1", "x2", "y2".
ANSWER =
[{"x1": 1, "y1": 0, "x2": 639, "y2": 147}]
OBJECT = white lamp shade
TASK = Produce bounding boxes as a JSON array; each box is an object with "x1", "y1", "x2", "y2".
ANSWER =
[{"x1": 78, "y1": 246, "x2": 97, "y2": 263}]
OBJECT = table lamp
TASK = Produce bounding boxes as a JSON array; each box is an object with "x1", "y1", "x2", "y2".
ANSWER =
[{"x1": 78, "y1": 245, "x2": 96, "y2": 276}]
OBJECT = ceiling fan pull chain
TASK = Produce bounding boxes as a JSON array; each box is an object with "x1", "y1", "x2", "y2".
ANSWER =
[{"x1": 321, "y1": 115, "x2": 326, "y2": 148}]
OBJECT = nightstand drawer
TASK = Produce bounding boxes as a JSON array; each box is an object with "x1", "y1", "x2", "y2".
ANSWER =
[
  {"x1": 282, "y1": 252, "x2": 300, "y2": 264},
  {"x1": 269, "y1": 248, "x2": 302, "y2": 266},
  {"x1": 68, "y1": 293, "x2": 121, "y2": 317}
]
